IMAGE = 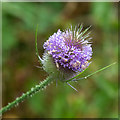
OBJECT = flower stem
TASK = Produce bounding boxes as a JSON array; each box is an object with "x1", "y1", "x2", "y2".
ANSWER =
[{"x1": 0, "y1": 76, "x2": 52, "y2": 115}]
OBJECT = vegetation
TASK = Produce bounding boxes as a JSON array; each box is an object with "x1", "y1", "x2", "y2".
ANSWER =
[{"x1": 2, "y1": 2, "x2": 118, "y2": 118}]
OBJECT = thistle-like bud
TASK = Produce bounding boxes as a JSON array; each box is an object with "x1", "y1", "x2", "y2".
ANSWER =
[{"x1": 42, "y1": 25, "x2": 92, "y2": 81}]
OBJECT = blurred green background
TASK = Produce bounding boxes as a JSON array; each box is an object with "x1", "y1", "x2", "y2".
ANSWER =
[{"x1": 2, "y1": 2, "x2": 118, "y2": 118}]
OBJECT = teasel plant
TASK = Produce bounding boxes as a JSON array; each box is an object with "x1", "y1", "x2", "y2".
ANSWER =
[{"x1": 0, "y1": 24, "x2": 116, "y2": 115}]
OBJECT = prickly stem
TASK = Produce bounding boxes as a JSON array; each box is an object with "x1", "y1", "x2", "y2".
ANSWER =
[{"x1": 0, "y1": 76, "x2": 52, "y2": 115}]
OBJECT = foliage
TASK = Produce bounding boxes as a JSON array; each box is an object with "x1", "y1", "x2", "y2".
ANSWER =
[{"x1": 2, "y1": 2, "x2": 118, "y2": 118}]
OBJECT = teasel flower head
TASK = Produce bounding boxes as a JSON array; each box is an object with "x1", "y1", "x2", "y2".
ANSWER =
[{"x1": 43, "y1": 24, "x2": 92, "y2": 81}]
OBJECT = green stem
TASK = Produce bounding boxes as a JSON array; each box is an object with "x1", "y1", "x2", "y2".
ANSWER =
[{"x1": 0, "y1": 76, "x2": 52, "y2": 115}]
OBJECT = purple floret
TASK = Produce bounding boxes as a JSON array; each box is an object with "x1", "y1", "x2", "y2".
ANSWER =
[{"x1": 43, "y1": 25, "x2": 92, "y2": 72}]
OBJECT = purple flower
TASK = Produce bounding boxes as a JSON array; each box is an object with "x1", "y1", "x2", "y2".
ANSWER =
[{"x1": 43, "y1": 25, "x2": 92, "y2": 73}]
